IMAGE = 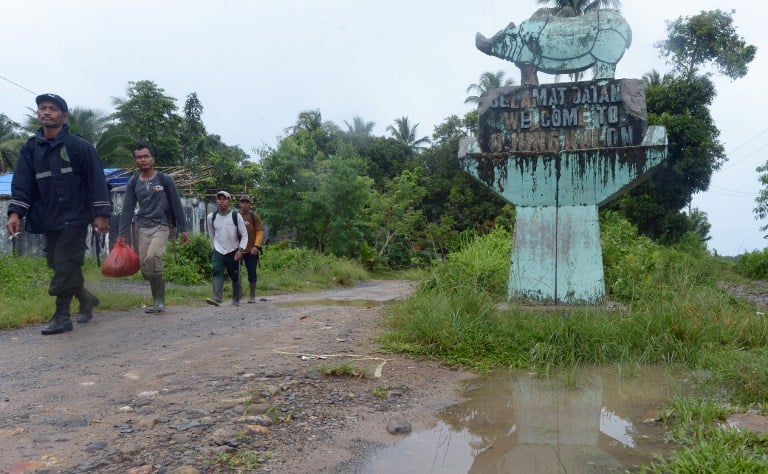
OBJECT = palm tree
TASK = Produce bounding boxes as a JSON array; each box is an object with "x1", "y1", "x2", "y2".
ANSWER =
[
  {"x1": 387, "y1": 117, "x2": 430, "y2": 153},
  {"x1": 689, "y1": 208, "x2": 712, "y2": 243},
  {"x1": 344, "y1": 116, "x2": 375, "y2": 135},
  {"x1": 533, "y1": 0, "x2": 621, "y2": 18},
  {"x1": 95, "y1": 125, "x2": 134, "y2": 166},
  {"x1": 642, "y1": 69, "x2": 664, "y2": 86},
  {"x1": 344, "y1": 116, "x2": 376, "y2": 147},
  {"x1": 293, "y1": 109, "x2": 324, "y2": 134},
  {"x1": 465, "y1": 71, "x2": 516, "y2": 105},
  {"x1": 66, "y1": 107, "x2": 111, "y2": 144},
  {"x1": 0, "y1": 114, "x2": 24, "y2": 173}
]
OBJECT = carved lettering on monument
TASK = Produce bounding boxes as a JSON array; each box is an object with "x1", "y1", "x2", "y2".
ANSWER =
[{"x1": 478, "y1": 79, "x2": 646, "y2": 154}]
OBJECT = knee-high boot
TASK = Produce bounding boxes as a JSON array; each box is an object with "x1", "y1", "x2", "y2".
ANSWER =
[
  {"x1": 42, "y1": 295, "x2": 74, "y2": 335},
  {"x1": 146, "y1": 275, "x2": 166, "y2": 313},
  {"x1": 206, "y1": 277, "x2": 224, "y2": 306},
  {"x1": 248, "y1": 282, "x2": 257, "y2": 303},
  {"x1": 232, "y1": 277, "x2": 242, "y2": 307}
]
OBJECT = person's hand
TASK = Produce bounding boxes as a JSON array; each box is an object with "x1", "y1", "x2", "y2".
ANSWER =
[
  {"x1": 234, "y1": 249, "x2": 242, "y2": 261},
  {"x1": 6, "y1": 213, "x2": 20, "y2": 237},
  {"x1": 180, "y1": 232, "x2": 189, "y2": 244},
  {"x1": 93, "y1": 216, "x2": 110, "y2": 235},
  {"x1": 250, "y1": 246, "x2": 259, "y2": 255}
]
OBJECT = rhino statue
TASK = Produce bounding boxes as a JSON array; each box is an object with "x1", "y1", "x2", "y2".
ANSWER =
[{"x1": 476, "y1": 9, "x2": 631, "y2": 85}]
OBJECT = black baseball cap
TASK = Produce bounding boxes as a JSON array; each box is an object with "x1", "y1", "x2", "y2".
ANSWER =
[{"x1": 35, "y1": 93, "x2": 68, "y2": 114}]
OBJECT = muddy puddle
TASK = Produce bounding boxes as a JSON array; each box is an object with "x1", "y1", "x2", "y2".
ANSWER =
[{"x1": 364, "y1": 365, "x2": 692, "y2": 473}]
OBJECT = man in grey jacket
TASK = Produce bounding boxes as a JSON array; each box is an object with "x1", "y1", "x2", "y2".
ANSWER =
[{"x1": 118, "y1": 144, "x2": 188, "y2": 313}]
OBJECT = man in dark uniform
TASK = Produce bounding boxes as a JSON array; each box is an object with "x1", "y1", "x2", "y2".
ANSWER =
[{"x1": 5, "y1": 93, "x2": 111, "y2": 335}]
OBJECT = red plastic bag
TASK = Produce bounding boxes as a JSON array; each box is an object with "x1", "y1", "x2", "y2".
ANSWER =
[{"x1": 101, "y1": 237, "x2": 141, "y2": 277}]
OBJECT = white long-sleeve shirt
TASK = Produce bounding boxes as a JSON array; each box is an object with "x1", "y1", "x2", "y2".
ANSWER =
[{"x1": 206, "y1": 210, "x2": 249, "y2": 255}]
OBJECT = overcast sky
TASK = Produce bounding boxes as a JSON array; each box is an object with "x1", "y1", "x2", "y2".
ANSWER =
[{"x1": 2, "y1": 0, "x2": 765, "y2": 256}]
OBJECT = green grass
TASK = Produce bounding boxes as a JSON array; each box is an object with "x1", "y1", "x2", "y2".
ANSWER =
[
  {"x1": 0, "y1": 255, "x2": 54, "y2": 328},
  {"x1": 639, "y1": 397, "x2": 768, "y2": 473},
  {"x1": 380, "y1": 221, "x2": 768, "y2": 384},
  {"x1": 371, "y1": 386, "x2": 390, "y2": 398},
  {"x1": 212, "y1": 450, "x2": 269, "y2": 471},
  {"x1": 0, "y1": 245, "x2": 372, "y2": 329},
  {"x1": 378, "y1": 217, "x2": 768, "y2": 470},
  {"x1": 314, "y1": 361, "x2": 367, "y2": 378}
]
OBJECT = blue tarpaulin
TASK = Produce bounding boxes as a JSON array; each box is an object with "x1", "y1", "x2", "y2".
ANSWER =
[
  {"x1": 0, "y1": 173, "x2": 11, "y2": 195},
  {"x1": 0, "y1": 168, "x2": 133, "y2": 195}
]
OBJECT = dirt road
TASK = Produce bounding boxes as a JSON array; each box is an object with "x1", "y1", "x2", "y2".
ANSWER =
[{"x1": 0, "y1": 280, "x2": 471, "y2": 473}]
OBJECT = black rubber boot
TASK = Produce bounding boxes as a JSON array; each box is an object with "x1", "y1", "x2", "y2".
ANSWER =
[
  {"x1": 145, "y1": 275, "x2": 166, "y2": 313},
  {"x1": 248, "y1": 282, "x2": 257, "y2": 303},
  {"x1": 232, "y1": 278, "x2": 242, "y2": 307},
  {"x1": 206, "y1": 277, "x2": 224, "y2": 306},
  {"x1": 74, "y1": 286, "x2": 99, "y2": 323},
  {"x1": 42, "y1": 296, "x2": 74, "y2": 335}
]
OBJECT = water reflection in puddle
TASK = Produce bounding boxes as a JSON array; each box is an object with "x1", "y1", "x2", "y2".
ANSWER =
[{"x1": 364, "y1": 366, "x2": 690, "y2": 473}]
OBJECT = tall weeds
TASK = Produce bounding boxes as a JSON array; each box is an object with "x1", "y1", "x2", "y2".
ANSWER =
[{"x1": 381, "y1": 214, "x2": 768, "y2": 403}]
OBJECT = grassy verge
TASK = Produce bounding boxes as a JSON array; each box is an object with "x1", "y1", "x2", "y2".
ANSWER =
[
  {"x1": 641, "y1": 396, "x2": 768, "y2": 472},
  {"x1": 0, "y1": 244, "x2": 373, "y2": 329},
  {"x1": 379, "y1": 214, "x2": 768, "y2": 468}
]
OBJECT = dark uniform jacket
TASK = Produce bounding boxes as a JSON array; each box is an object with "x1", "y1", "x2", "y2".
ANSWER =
[{"x1": 8, "y1": 124, "x2": 111, "y2": 233}]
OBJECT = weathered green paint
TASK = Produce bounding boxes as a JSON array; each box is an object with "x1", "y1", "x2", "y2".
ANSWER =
[
  {"x1": 476, "y1": 9, "x2": 632, "y2": 85},
  {"x1": 462, "y1": 131, "x2": 668, "y2": 207},
  {"x1": 459, "y1": 127, "x2": 667, "y2": 304},
  {"x1": 465, "y1": 11, "x2": 667, "y2": 305}
]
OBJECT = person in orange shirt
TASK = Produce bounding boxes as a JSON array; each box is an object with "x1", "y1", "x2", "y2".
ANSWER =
[{"x1": 237, "y1": 195, "x2": 264, "y2": 303}]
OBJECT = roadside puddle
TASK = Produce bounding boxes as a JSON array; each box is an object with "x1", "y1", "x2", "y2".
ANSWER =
[{"x1": 364, "y1": 365, "x2": 693, "y2": 473}]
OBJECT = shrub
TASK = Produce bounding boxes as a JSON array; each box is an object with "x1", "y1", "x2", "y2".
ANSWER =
[
  {"x1": 259, "y1": 245, "x2": 368, "y2": 289},
  {"x1": 735, "y1": 248, "x2": 768, "y2": 280},
  {"x1": 600, "y1": 211, "x2": 716, "y2": 302},
  {"x1": 418, "y1": 228, "x2": 510, "y2": 299},
  {"x1": 163, "y1": 233, "x2": 211, "y2": 284}
]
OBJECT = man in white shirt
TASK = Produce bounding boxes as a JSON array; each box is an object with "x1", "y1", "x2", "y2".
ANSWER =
[{"x1": 205, "y1": 191, "x2": 248, "y2": 306}]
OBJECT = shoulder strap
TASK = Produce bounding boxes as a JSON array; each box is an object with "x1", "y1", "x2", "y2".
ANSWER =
[
  {"x1": 233, "y1": 212, "x2": 242, "y2": 240},
  {"x1": 157, "y1": 173, "x2": 176, "y2": 226},
  {"x1": 209, "y1": 211, "x2": 241, "y2": 240}
]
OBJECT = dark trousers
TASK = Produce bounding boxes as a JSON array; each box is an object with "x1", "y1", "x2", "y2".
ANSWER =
[
  {"x1": 241, "y1": 252, "x2": 259, "y2": 283},
  {"x1": 212, "y1": 250, "x2": 240, "y2": 281},
  {"x1": 44, "y1": 226, "x2": 88, "y2": 298}
]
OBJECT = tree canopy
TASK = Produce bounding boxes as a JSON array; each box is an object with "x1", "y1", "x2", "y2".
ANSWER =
[
  {"x1": 656, "y1": 9, "x2": 757, "y2": 81},
  {"x1": 111, "y1": 80, "x2": 183, "y2": 166},
  {"x1": 0, "y1": 114, "x2": 24, "y2": 173},
  {"x1": 608, "y1": 10, "x2": 753, "y2": 243}
]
